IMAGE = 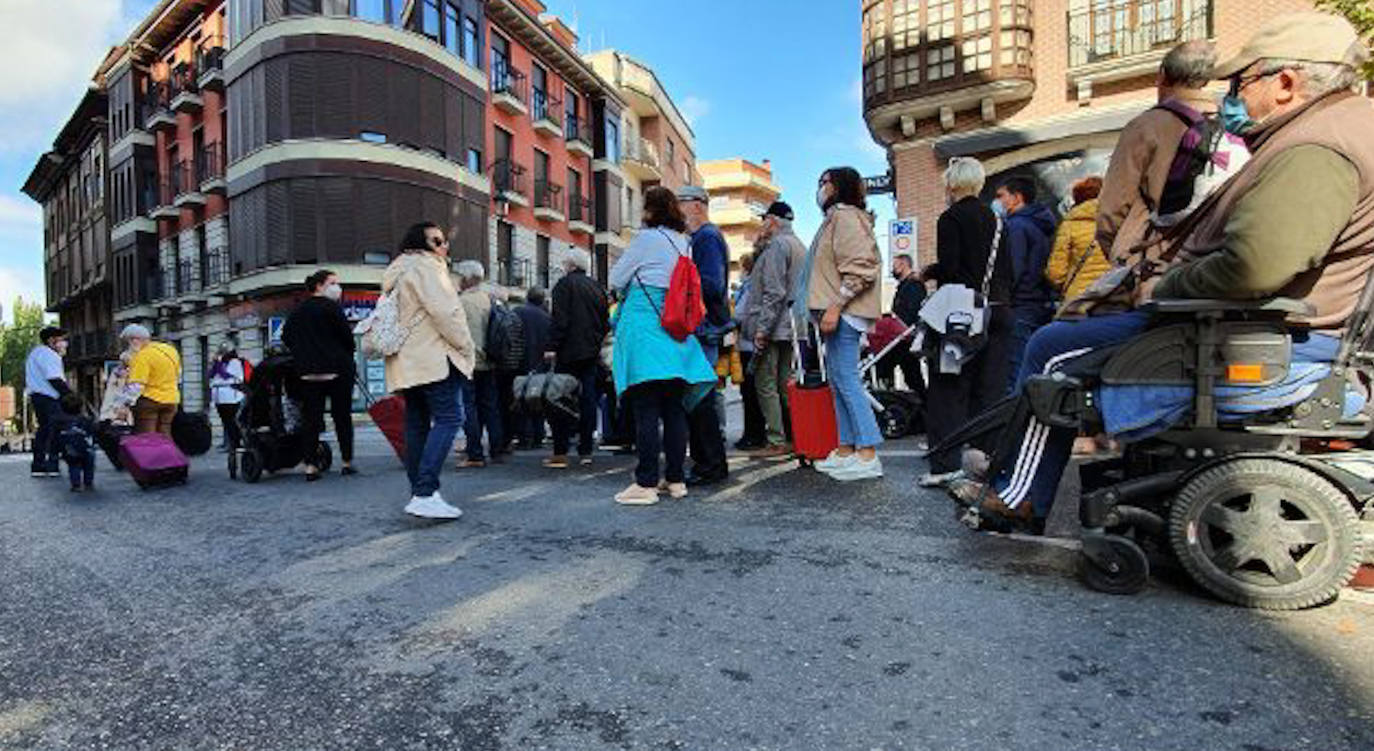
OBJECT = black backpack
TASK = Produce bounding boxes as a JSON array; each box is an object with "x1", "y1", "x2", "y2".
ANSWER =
[{"x1": 486, "y1": 296, "x2": 526, "y2": 372}]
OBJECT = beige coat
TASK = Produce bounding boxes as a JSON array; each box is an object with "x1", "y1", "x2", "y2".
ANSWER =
[
  {"x1": 459, "y1": 286, "x2": 492, "y2": 371},
  {"x1": 382, "y1": 252, "x2": 476, "y2": 391},
  {"x1": 805, "y1": 204, "x2": 882, "y2": 320}
]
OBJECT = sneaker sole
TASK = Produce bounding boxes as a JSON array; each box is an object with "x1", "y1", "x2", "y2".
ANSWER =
[{"x1": 406, "y1": 509, "x2": 463, "y2": 519}]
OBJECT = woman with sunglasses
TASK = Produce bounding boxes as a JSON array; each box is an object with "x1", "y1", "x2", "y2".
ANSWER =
[
  {"x1": 795, "y1": 167, "x2": 885, "y2": 481},
  {"x1": 381, "y1": 222, "x2": 476, "y2": 520}
]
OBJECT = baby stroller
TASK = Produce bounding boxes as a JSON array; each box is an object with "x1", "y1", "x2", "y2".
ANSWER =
[
  {"x1": 860, "y1": 314, "x2": 925, "y2": 440},
  {"x1": 228, "y1": 349, "x2": 332, "y2": 483}
]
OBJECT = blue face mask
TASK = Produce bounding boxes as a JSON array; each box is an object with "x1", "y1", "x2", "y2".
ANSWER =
[
  {"x1": 990, "y1": 199, "x2": 1008, "y2": 219},
  {"x1": 1220, "y1": 94, "x2": 1255, "y2": 136}
]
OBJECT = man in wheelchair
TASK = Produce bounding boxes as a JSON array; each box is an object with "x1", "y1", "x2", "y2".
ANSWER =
[{"x1": 939, "y1": 12, "x2": 1374, "y2": 609}]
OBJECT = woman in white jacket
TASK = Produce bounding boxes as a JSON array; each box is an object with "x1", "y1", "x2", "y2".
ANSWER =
[{"x1": 208, "y1": 341, "x2": 247, "y2": 450}]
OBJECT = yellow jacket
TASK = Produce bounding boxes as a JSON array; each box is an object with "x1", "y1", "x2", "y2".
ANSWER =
[
  {"x1": 1045, "y1": 199, "x2": 1110, "y2": 301},
  {"x1": 128, "y1": 341, "x2": 181, "y2": 405}
]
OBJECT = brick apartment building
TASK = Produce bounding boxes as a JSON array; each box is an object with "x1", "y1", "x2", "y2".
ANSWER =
[
  {"x1": 699, "y1": 158, "x2": 782, "y2": 286},
  {"x1": 860, "y1": 0, "x2": 1315, "y2": 266}
]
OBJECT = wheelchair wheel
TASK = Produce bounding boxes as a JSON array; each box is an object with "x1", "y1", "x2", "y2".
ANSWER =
[
  {"x1": 877, "y1": 401, "x2": 912, "y2": 440},
  {"x1": 1079, "y1": 533, "x2": 1149, "y2": 595},
  {"x1": 1168, "y1": 458, "x2": 1363, "y2": 610},
  {"x1": 241, "y1": 448, "x2": 264, "y2": 484}
]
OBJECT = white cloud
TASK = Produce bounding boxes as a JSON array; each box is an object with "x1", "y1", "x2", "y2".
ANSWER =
[
  {"x1": 849, "y1": 76, "x2": 863, "y2": 104},
  {"x1": 0, "y1": 0, "x2": 127, "y2": 155},
  {"x1": 679, "y1": 95, "x2": 712, "y2": 127},
  {"x1": 0, "y1": 265, "x2": 44, "y2": 324}
]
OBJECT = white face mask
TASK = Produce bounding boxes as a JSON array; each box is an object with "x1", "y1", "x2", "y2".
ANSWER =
[
  {"x1": 816, "y1": 185, "x2": 830, "y2": 210},
  {"x1": 323, "y1": 283, "x2": 343, "y2": 301}
]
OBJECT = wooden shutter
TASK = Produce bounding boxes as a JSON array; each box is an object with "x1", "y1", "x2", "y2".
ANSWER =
[{"x1": 319, "y1": 177, "x2": 354, "y2": 262}]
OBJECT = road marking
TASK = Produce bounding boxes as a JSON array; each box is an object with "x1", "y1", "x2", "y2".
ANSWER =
[{"x1": 700, "y1": 461, "x2": 799, "y2": 503}]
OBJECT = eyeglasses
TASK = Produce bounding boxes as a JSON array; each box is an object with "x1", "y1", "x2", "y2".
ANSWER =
[{"x1": 1229, "y1": 69, "x2": 1275, "y2": 96}]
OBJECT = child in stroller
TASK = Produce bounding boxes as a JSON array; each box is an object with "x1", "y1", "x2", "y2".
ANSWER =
[{"x1": 229, "y1": 347, "x2": 333, "y2": 483}]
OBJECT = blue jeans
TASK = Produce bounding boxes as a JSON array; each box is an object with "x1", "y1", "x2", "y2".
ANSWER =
[
  {"x1": 552, "y1": 359, "x2": 601, "y2": 457},
  {"x1": 30, "y1": 394, "x2": 61, "y2": 473},
  {"x1": 462, "y1": 370, "x2": 504, "y2": 461},
  {"x1": 824, "y1": 319, "x2": 884, "y2": 449},
  {"x1": 66, "y1": 450, "x2": 94, "y2": 489},
  {"x1": 402, "y1": 366, "x2": 467, "y2": 498},
  {"x1": 994, "y1": 312, "x2": 1151, "y2": 518},
  {"x1": 1007, "y1": 304, "x2": 1054, "y2": 394}
]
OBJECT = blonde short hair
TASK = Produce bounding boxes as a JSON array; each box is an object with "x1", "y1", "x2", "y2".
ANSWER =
[{"x1": 943, "y1": 157, "x2": 986, "y2": 197}]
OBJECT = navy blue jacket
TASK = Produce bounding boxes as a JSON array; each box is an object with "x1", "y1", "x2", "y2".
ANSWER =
[
  {"x1": 1004, "y1": 204, "x2": 1059, "y2": 307},
  {"x1": 515, "y1": 302, "x2": 552, "y2": 372},
  {"x1": 690, "y1": 223, "x2": 731, "y2": 327}
]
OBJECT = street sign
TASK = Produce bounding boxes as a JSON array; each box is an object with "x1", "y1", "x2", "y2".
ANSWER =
[
  {"x1": 889, "y1": 218, "x2": 917, "y2": 259},
  {"x1": 267, "y1": 316, "x2": 285, "y2": 345},
  {"x1": 864, "y1": 173, "x2": 894, "y2": 195}
]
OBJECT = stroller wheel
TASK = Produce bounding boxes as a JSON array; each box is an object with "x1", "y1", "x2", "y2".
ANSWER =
[
  {"x1": 878, "y1": 401, "x2": 912, "y2": 440},
  {"x1": 315, "y1": 442, "x2": 334, "y2": 473},
  {"x1": 241, "y1": 448, "x2": 264, "y2": 484}
]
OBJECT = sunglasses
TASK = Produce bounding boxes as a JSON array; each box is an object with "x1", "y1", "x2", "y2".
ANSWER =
[{"x1": 429, "y1": 236, "x2": 450, "y2": 248}]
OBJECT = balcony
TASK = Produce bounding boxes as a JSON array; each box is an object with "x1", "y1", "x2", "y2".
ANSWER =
[
  {"x1": 203, "y1": 248, "x2": 231, "y2": 290},
  {"x1": 531, "y1": 91, "x2": 563, "y2": 138},
  {"x1": 172, "y1": 160, "x2": 206, "y2": 208},
  {"x1": 565, "y1": 115, "x2": 594, "y2": 158},
  {"x1": 144, "y1": 82, "x2": 175, "y2": 132},
  {"x1": 497, "y1": 257, "x2": 530, "y2": 288},
  {"x1": 169, "y1": 63, "x2": 202, "y2": 113},
  {"x1": 622, "y1": 136, "x2": 661, "y2": 181},
  {"x1": 491, "y1": 61, "x2": 529, "y2": 116},
  {"x1": 491, "y1": 158, "x2": 529, "y2": 207},
  {"x1": 1067, "y1": 0, "x2": 1213, "y2": 89},
  {"x1": 177, "y1": 258, "x2": 205, "y2": 301},
  {"x1": 533, "y1": 179, "x2": 565, "y2": 223},
  {"x1": 149, "y1": 177, "x2": 179, "y2": 219},
  {"x1": 567, "y1": 194, "x2": 593, "y2": 235},
  {"x1": 196, "y1": 39, "x2": 225, "y2": 91},
  {"x1": 199, "y1": 143, "x2": 226, "y2": 193}
]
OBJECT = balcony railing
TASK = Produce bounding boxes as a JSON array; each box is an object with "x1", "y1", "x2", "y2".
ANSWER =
[
  {"x1": 143, "y1": 81, "x2": 173, "y2": 127},
  {"x1": 199, "y1": 143, "x2": 226, "y2": 188},
  {"x1": 1068, "y1": 0, "x2": 1212, "y2": 69},
  {"x1": 623, "y1": 136, "x2": 660, "y2": 169},
  {"x1": 533, "y1": 179, "x2": 564, "y2": 216},
  {"x1": 532, "y1": 91, "x2": 563, "y2": 128},
  {"x1": 169, "y1": 62, "x2": 199, "y2": 98},
  {"x1": 565, "y1": 114, "x2": 594, "y2": 154},
  {"x1": 177, "y1": 258, "x2": 202, "y2": 296},
  {"x1": 491, "y1": 60, "x2": 529, "y2": 111},
  {"x1": 204, "y1": 248, "x2": 231, "y2": 288},
  {"x1": 195, "y1": 37, "x2": 225, "y2": 88},
  {"x1": 497, "y1": 257, "x2": 530, "y2": 288},
  {"x1": 491, "y1": 158, "x2": 528, "y2": 203},
  {"x1": 568, "y1": 194, "x2": 592, "y2": 224},
  {"x1": 156, "y1": 177, "x2": 176, "y2": 208}
]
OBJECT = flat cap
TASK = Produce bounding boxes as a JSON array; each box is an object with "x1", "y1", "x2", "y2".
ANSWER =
[
  {"x1": 1213, "y1": 11, "x2": 1368, "y2": 79},
  {"x1": 675, "y1": 185, "x2": 709, "y2": 203}
]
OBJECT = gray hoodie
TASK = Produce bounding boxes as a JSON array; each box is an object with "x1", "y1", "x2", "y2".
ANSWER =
[{"x1": 751, "y1": 221, "x2": 808, "y2": 342}]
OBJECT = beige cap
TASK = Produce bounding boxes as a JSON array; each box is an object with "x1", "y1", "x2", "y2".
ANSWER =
[{"x1": 1213, "y1": 11, "x2": 1369, "y2": 79}]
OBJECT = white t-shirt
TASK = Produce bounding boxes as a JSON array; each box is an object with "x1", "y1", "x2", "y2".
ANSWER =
[{"x1": 24, "y1": 345, "x2": 65, "y2": 399}]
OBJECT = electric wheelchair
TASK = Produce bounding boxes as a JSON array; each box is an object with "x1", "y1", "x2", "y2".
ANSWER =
[{"x1": 934, "y1": 282, "x2": 1374, "y2": 610}]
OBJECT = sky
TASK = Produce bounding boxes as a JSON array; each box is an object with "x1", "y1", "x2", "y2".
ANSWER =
[{"x1": 0, "y1": 0, "x2": 895, "y2": 323}]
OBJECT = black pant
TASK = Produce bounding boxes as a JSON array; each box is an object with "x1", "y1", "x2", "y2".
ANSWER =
[
  {"x1": 30, "y1": 394, "x2": 60, "y2": 473},
  {"x1": 216, "y1": 403, "x2": 243, "y2": 448},
  {"x1": 495, "y1": 371, "x2": 517, "y2": 453},
  {"x1": 737, "y1": 351, "x2": 767, "y2": 446},
  {"x1": 552, "y1": 359, "x2": 600, "y2": 457},
  {"x1": 298, "y1": 376, "x2": 355, "y2": 465},
  {"x1": 629, "y1": 380, "x2": 688, "y2": 488},
  {"x1": 924, "y1": 306, "x2": 1012, "y2": 474},
  {"x1": 688, "y1": 390, "x2": 728, "y2": 479}
]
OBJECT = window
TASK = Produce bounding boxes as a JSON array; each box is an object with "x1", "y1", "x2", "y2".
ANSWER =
[
  {"x1": 422, "y1": 0, "x2": 440, "y2": 40},
  {"x1": 531, "y1": 64, "x2": 548, "y2": 119},
  {"x1": 927, "y1": 0, "x2": 956, "y2": 42},
  {"x1": 360, "y1": 131, "x2": 387, "y2": 143},
  {"x1": 443, "y1": 2, "x2": 460, "y2": 55},
  {"x1": 666, "y1": 138, "x2": 675, "y2": 164},
  {"x1": 462, "y1": 16, "x2": 480, "y2": 68},
  {"x1": 491, "y1": 33, "x2": 510, "y2": 80},
  {"x1": 497, "y1": 221, "x2": 514, "y2": 285},
  {"x1": 892, "y1": 53, "x2": 919, "y2": 89},
  {"x1": 567, "y1": 168, "x2": 582, "y2": 201},
  {"x1": 467, "y1": 148, "x2": 483, "y2": 174},
  {"x1": 961, "y1": 34, "x2": 993, "y2": 73},
  {"x1": 605, "y1": 116, "x2": 620, "y2": 162},
  {"x1": 927, "y1": 45, "x2": 956, "y2": 81},
  {"x1": 537, "y1": 235, "x2": 550, "y2": 289},
  {"x1": 565, "y1": 90, "x2": 580, "y2": 135}
]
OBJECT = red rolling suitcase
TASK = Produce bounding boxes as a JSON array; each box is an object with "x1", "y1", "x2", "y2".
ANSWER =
[
  {"x1": 359, "y1": 378, "x2": 407, "y2": 464},
  {"x1": 788, "y1": 321, "x2": 839, "y2": 464},
  {"x1": 118, "y1": 433, "x2": 189, "y2": 489}
]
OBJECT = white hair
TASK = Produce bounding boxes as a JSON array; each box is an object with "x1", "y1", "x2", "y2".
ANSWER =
[
  {"x1": 1259, "y1": 59, "x2": 1361, "y2": 97},
  {"x1": 120, "y1": 323, "x2": 151, "y2": 341},
  {"x1": 943, "y1": 156, "x2": 986, "y2": 197},
  {"x1": 454, "y1": 260, "x2": 485, "y2": 284},
  {"x1": 564, "y1": 247, "x2": 591, "y2": 273}
]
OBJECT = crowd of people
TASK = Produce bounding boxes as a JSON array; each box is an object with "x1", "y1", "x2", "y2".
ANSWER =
[{"x1": 19, "y1": 12, "x2": 1372, "y2": 533}]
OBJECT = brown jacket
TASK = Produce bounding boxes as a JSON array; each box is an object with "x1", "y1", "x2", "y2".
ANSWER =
[
  {"x1": 1096, "y1": 88, "x2": 1218, "y2": 260},
  {"x1": 1154, "y1": 91, "x2": 1374, "y2": 332},
  {"x1": 382, "y1": 252, "x2": 476, "y2": 391},
  {"x1": 805, "y1": 204, "x2": 882, "y2": 319}
]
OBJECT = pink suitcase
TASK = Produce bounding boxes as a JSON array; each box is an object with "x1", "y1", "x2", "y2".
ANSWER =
[{"x1": 118, "y1": 433, "x2": 189, "y2": 489}]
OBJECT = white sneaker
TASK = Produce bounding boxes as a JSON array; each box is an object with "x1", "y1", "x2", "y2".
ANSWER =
[
  {"x1": 815, "y1": 450, "x2": 858, "y2": 472},
  {"x1": 918, "y1": 469, "x2": 964, "y2": 488},
  {"x1": 827, "y1": 456, "x2": 884, "y2": 481},
  {"x1": 405, "y1": 493, "x2": 463, "y2": 519}
]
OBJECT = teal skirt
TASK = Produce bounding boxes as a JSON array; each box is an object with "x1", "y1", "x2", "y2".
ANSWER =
[{"x1": 612, "y1": 284, "x2": 717, "y2": 408}]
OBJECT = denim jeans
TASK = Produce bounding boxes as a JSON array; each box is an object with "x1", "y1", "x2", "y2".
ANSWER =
[
  {"x1": 552, "y1": 359, "x2": 601, "y2": 457},
  {"x1": 993, "y1": 311, "x2": 1151, "y2": 517},
  {"x1": 402, "y1": 366, "x2": 467, "y2": 498},
  {"x1": 66, "y1": 451, "x2": 94, "y2": 488},
  {"x1": 462, "y1": 370, "x2": 503, "y2": 461},
  {"x1": 1007, "y1": 304, "x2": 1055, "y2": 394},
  {"x1": 629, "y1": 379, "x2": 688, "y2": 487},
  {"x1": 30, "y1": 393, "x2": 61, "y2": 473},
  {"x1": 823, "y1": 319, "x2": 884, "y2": 448}
]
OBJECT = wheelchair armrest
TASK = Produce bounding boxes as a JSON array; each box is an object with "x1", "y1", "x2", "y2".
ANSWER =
[{"x1": 1142, "y1": 298, "x2": 1314, "y2": 317}]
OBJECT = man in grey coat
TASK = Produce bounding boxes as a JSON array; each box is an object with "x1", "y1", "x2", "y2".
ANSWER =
[{"x1": 749, "y1": 201, "x2": 806, "y2": 457}]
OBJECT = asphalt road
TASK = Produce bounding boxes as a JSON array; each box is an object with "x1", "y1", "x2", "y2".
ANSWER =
[{"x1": 1, "y1": 426, "x2": 1372, "y2": 750}]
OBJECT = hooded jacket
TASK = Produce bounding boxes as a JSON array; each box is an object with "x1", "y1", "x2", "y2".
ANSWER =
[
  {"x1": 381, "y1": 252, "x2": 476, "y2": 391},
  {"x1": 1045, "y1": 199, "x2": 1110, "y2": 301},
  {"x1": 1004, "y1": 203, "x2": 1058, "y2": 307}
]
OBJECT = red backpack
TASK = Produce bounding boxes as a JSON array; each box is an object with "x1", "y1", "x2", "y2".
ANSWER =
[{"x1": 658, "y1": 231, "x2": 704, "y2": 341}]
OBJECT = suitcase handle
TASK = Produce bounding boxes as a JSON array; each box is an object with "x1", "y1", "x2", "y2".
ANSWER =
[{"x1": 791, "y1": 314, "x2": 827, "y2": 384}]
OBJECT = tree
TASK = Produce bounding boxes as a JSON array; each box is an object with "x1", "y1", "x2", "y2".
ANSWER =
[
  {"x1": 0, "y1": 298, "x2": 49, "y2": 395},
  {"x1": 1317, "y1": 0, "x2": 1374, "y2": 80}
]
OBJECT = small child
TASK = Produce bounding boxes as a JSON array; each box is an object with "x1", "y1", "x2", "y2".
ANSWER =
[{"x1": 54, "y1": 393, "x2": 96, "y2": 492}]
